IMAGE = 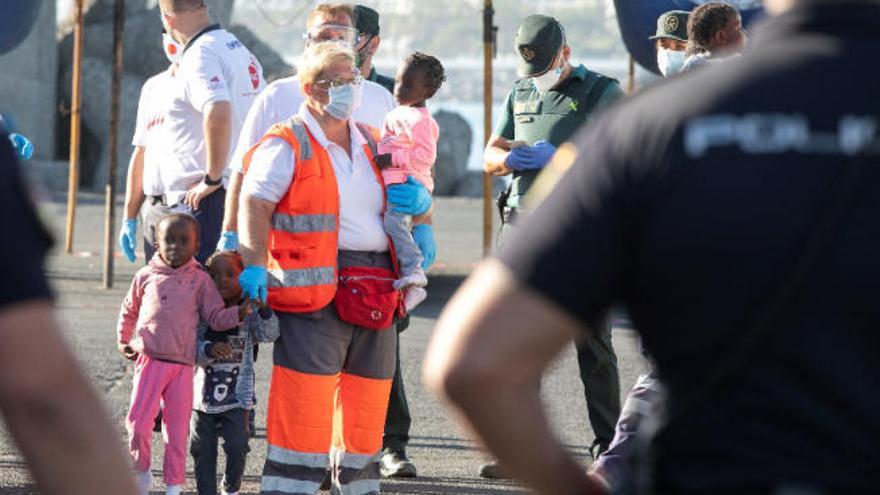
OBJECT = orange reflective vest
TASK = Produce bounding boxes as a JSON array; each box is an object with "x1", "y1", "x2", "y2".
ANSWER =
[{"x1": 242, "y1": 116, "x2": 385, "y2": 314}]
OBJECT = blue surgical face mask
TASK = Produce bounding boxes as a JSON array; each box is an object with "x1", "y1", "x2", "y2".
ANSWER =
[
  {"x1": 324, "y1": 81, "x2": 363, "y2": 120},
  {"x1": 657, "y1": 48, "x2": 686, "y2": 77}
]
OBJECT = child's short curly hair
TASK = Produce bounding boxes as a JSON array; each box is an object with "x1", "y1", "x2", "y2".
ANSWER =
[
  {"x1": 406, "y1": 52, "x2": 446, "y2": 98},
  {"x1": 205, "y1": 250, "x2": 244, "y2": 273}
]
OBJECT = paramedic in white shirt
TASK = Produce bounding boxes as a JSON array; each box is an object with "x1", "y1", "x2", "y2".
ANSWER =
[{"x1": 119, "y1": 0, "x2": 265, "y2": 264}]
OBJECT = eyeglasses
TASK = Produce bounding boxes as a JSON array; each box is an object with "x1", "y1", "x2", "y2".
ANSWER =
[
  {"x1": 314, "y1": 72, "x2": 363, "y2": 89},
  {"x1": 303, "y1": 24, "x2": 359, "y2": 47}
]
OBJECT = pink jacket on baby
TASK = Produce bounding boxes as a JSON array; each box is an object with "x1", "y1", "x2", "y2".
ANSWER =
[
  {"x1": 116, "y1": 254, "x2": 240, "y2": 365},
  {"x1": 378, "y1": 106, "x2": 439, "y2": 192}
]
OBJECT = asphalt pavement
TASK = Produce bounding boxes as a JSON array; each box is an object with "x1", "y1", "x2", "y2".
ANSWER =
[{"x1": 0, "y1": 193, "x2": 647, "y2": 494}]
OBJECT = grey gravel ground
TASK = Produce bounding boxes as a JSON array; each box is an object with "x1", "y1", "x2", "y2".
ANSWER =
[{"x1": 0, "y1": 194, "x2": 646, "y2": 494}]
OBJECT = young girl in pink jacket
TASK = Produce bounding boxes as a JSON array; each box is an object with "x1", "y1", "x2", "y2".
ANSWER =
[
  {"x1": 116, "y1": 214, "x2": 250, "y2": 495},
  {"x1": 376, "y1": 52, "x2": 446, "y2": 311}
]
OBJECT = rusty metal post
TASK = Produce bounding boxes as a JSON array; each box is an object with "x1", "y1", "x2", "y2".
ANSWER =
[
  {"x1": 65, "y1": 0, "x2": 85, "y2": 254},
  {"x1": 103, "y1": 0, "x2": 125, "y2": 289},
  {"x1": 482, "y1": 0, "x2": 496, "y2": 256}
]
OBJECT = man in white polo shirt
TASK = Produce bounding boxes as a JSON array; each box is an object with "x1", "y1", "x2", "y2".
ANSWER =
[
  {"x1": 216, "y1": 3, "x2": 395, "y2": 252},
  {"x1": 119, "y1": 0, "x2": 265, "y2": 264}
]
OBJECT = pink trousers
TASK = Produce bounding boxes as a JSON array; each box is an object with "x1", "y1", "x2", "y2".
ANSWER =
[{"x1": 126, "y1": 354, "x2": 193, "y2": 485}]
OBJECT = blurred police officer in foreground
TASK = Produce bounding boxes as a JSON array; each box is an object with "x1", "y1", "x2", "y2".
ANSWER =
[
  {"x1": 479, "y1": 14, "x2": 625, "y2": 478},
  {"x1": 426, "y1": 0, "x2": 880, "y2": 493}
]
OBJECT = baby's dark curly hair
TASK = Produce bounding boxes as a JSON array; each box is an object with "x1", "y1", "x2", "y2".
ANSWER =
[
  {"x1": 406, "y1": 52, "x2": 446, "y2": 99},
  {"x1": 205, "y1": 250, "x2": 244, "y2": 273}
]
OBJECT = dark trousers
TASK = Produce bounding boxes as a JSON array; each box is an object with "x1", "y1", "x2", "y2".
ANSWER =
[
  {"x1": 190, "y1": 408, "x2": 250, "y2": 495},
  {"x1": 576, "y1": 317, "x2": 621, "y2": 447},
  {"x1": 500, "y1": 213, "x2": 621, "y2": 448},
  {"x1": 383, "y1": 329, "x2": 411, "y2": 453},
  {"x1": 142, "y1": 187, "x2": 226, "y2": 265}
]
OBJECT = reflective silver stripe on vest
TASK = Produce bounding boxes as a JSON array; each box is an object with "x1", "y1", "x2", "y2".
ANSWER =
[
  {"x1": 272, "y1": 213, "x2": 336, "y2": 233},
  {"x1": 285, "y1": 117, "x2": 313, "y2": 161},
  {"x1": 267, "y1": 267, "x2": 335, "y2": 288}
]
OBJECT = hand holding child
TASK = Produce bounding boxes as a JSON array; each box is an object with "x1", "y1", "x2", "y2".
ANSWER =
[
  {"x1": 117, "y1": 342, "x2": 138, "y2": 361},
  {"x1": 238, "y1": 297, "x2": 254, "y2": 320}
]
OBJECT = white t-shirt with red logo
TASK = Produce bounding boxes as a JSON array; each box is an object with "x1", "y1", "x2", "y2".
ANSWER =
[{"x1": 134, "y1": 26, "x2": 265, "y2": 205}]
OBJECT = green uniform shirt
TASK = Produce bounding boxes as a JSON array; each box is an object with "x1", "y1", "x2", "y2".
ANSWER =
[
  {"x1": 494, "y1": 64, "x2": 625, "y2": 208},
  {"x1": 368, "y1": 67, "x2": 395, "y2": 95}
]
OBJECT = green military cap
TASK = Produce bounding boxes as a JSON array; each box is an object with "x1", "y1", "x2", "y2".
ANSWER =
[
  {"x1": 354, "y1": 5, "x2": 380, "y2": 36},
  {"x1": 649, "y1": 10, "x2": 690, "y2": 42},
  {"x1": 514, "y1": 15, "x2": 564, "y2": 77}
]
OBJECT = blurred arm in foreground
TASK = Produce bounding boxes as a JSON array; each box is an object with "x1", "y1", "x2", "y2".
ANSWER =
[
  {"x1": 0, "y1": 131, "x2": 138, "y2": 495},
  {"x1": 423, "y1": 259, "x2": 603, "y2": 495}
]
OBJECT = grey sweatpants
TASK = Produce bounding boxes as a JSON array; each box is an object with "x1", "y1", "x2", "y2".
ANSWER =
[{"x1": 384, "y1": 207, "x2": 423, "y2": 279}]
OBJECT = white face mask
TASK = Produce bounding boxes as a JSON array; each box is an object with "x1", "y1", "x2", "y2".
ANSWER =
[
  {"x1": 657, "y1": 48, "x2": 686, "y2": 77},
  {"x1": 163, "y1": 32, "x2": 183, "y2": 64},
  {"x1": 532, "y1": 64, "x2": 563, "y2": 93}
]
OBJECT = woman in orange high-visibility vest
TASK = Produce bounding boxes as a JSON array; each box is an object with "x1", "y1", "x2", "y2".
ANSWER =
[{"x1": 237, "y1": 42, "x2": 432, "y2": 495}]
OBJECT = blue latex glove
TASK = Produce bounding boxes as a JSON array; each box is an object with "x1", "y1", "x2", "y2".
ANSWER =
[
  {"x1": 412, "y1": 224, "x2": 436, "y2": 270},
  {"x1": 506, "y1": 140, "x2": 557, "y2": 171},
  {"x1": 216, "y1": 231, "x2": 239, "y2": 251},
  {"x1": 9, "y1": 133, "x2": 33, "y2": 161},
  {"x1": 387, "y1": 176, "x2": 432, "y2": 216},
  {"x1": 240, "y1": 265, "x2": 268, "y2": 304},
  {"x1": 118, "y1": 218, "x2": 138, "y2": 263}
]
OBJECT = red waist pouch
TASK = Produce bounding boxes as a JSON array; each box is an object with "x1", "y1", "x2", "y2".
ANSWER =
[{"x1": 334, "y1": 266, "x2": 400, "y2": 330}]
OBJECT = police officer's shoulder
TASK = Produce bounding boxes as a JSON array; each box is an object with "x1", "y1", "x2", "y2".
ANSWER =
[
  {"x1": 512, "y1": 76, "x2": 536, "y2": 91},
  {"x1": 579, "y1": 53, "x2": 757, "y2": 161},
  {"x1": 579, "y1": 66, "x2": 621, "y2": 95}
]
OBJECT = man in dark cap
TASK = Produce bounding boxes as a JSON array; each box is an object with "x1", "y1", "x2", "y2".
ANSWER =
[
  {"x1": 353, "y1": 5, "x2": 422, "y2": 478},
  {"x1": 353, "y1": 4, "x2": 395, "y2": 94},
  {"x1": 479, "y1": 13, "x2": 625, "y2": 479},
  {"x1": 651, "y1": 10, "x2": 690, "y2": 76}
]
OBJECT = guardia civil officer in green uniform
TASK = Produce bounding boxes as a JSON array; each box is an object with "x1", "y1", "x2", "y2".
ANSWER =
[{"x1": 481, "y1": 14, "x2": 625, "y2": 478}]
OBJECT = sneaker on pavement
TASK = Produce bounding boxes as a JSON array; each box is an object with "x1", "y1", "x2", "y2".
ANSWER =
[
  {"x1": 403, "y1": 287, "x2": 427, "y2": 312},
  {"x1": 478, "y1": 461, "x2": 512, "y2": 479},
  {"x1": 135, "y1": 470, "x2": 152, "y2": 495},
  {"x1": 380, "y1": 449, "x2": 417, "y2": 478}
]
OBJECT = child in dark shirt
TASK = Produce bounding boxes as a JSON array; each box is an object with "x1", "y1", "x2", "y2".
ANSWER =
[{"x1": 190, "y1": 251, "x2": 279, "y2": 495}]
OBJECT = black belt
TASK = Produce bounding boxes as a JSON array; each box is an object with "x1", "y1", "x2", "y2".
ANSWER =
[{"x1": 150, "y1": 195, "x2": 169, "y2": 207}]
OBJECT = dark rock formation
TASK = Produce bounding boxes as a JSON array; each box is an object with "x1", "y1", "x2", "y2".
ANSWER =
[{"x1": 433, "y1": 109, "x2": 471, "y2": 196}]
